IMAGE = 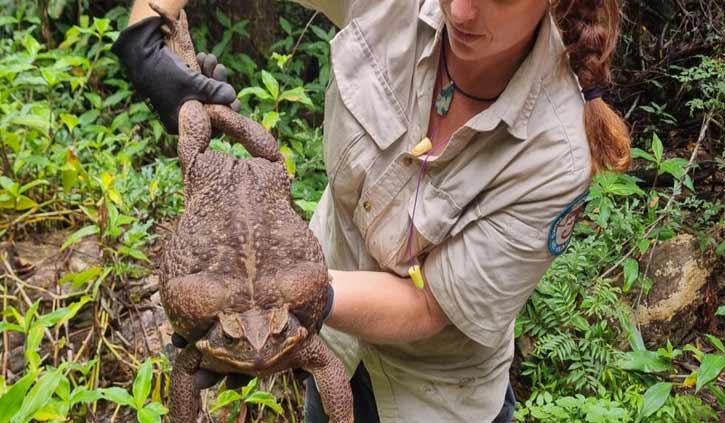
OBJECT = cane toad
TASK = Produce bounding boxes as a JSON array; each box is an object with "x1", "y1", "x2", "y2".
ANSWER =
[{"x1": 150, "y1": 4, "x2": 353, "y2": 422}]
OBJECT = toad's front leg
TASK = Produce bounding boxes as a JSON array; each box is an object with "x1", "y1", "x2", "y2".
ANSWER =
[
  {"x1": 293, "y1": 335, "x2": 354, "y2": 423},
  {"x1": 168, "y1": 346, "x2": 203, "y2": 423},
  {"x1": 177, "y1": 100, "x2": 211, "y2": 177}
]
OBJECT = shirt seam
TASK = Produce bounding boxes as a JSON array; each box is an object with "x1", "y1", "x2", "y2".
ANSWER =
[
  {"x1": 350, "y1": 19, "x2": 409, "y2": 130},
  {"x1": 540, "y1": 83, "x2": 578, "y2": 178}
]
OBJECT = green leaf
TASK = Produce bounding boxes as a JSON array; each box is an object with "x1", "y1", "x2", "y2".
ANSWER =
[
  {"x1": 608, "y1": 183, "x2": 644, "y2": 197},
  {"x1": 118, "y1": 246, "x2": 151, "y2": 262},
  {"x1": 59, "y1": 113, "x2": 79, "y2": 132},
  {"x1": 245, "y1": 391, "x2": 283, "y2": 414},
  {"x1": 144, "y1": 402, "x2": 168, "y2": 416},
  {"x1": 0, "y1": 373, "x2": 36, "y2": 423},
  {"x1": 240, "y1": 377, "x2": 258, "y2": 399},
  {"x1": 294, "y1": 200, "x2": 318, "y2": 213},
  {"x1": 238, "y1": 87, "x2": 272, "y2": 100},
  {"x1": 210, "y1": 390, "x2": 243, "y2": 412},
  {"x1": 631, "y1": 147, "x2": 656, "y2": 163},
  {"x1": 61, "y1": 225, "x2": 99, "y2": 250},
  {"x1": 262, "y1": 111, "x2": 280, "y2": 130},
  {"x1": 84, "y1": 93, "x2": 102, "y2": 109},
  {"x1": 103, "y1": 91, "x2": 129, "y2": 108},
  {"x1": 133, "y1": 360, "x2": 153, "y2": 409},
  {"x1": 279, "y1": 87, "x2": 313, "y2": 106},
  {"x1": 32, "y1": 400, "x2": 67, "y2": 421},
  {"x1": 55, "y1": 376, "x2": 70, "y2": 401},
  {"x1": 14, "y1": 196, "x2": 37, "y2": 211},
  {"x1": 659, "y1": 158, "x2": 688, "y2": 179},
  {"x1": 705, "y1": 334, "x2": 725, "y2": 353},
  {"x1": 100, "y1": 387, "x2": 134, "y2": 408},
  {"x1": 0, "y1": 177, "x2": 17, "y2": 193},
  {"x1": 279, "y1": 145, "x2": 296, "y2": 177},
  {"x1": 93, "y1": 18, "x2": 110, "y2": 36},
  {"x1": 11, "y1": 114, "x2": 49, "y2": 135},
  {"x1": 137, "y1": 407, "x2": 161, "y2": 423},
  {"x1": 24, "y1": 325, "x2": 44, "y2": 371},
  {"x1": 271, "y1": 52, "x2": 291, "y2": 70},
  {"x1": 59, "y1": 267, "x2": 102, "y2": 289},
  {"x1": 12, "y1": 368, "x2": 63, "y2": 423},
  {"x1": 717, "y1": 306, "x2": 725, "y2": 317},
  {"x1": 652, "y1": 133, "x2": 664, "y2": 163},
  {"x1": 623, "y1": 258, "x2": 639, "y2": 292},
  {"x1": 19, "y1": 179, "x2": 48, "y2": 195},
  {"x1": 69, "y1": 387, "x2": 102, "y2": 405},
  {"x1": 35, "y1": 297, "x2": 90, "y2": 327},
  {"x1": 215, "y1": 9, "x2": 231, "y2": 28},
  {"x1": 715, "y1": 242, "x2": 725, "y2": 257},
  {"x1": 618, "y1": 350, "x2": 673, "y2": 373},
  {"x1": 640, "y1": 382, "x2": 672, "y2": 418},
  {"x1": 696, "y1": 354, "x2": 725, "y2": 392},
  {"x1": 638, "y1": 239, "x2": 651, "y2": 254},
  {"x1": 0, "y1": 322, "x2": 23, "y2": 333},
  {"x1": 260, "y1": 70, "x2": 279, "y2": 99}
]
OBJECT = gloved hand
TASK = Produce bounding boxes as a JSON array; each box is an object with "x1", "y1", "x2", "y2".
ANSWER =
[
  {"x1": 111, "y1": 16, "x2": 237, "y2": 134},
  {"x1": 170, "y1": 333, "x2": 253, "y2": 389}
]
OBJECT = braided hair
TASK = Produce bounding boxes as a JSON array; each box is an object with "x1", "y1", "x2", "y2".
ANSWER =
[{"x1": 552, "y1": 0, "x2": 631, "y2": 174}]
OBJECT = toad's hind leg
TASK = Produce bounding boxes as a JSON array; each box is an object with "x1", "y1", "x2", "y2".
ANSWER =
[
  {"x1": 206, "y1": 104, "x2": 282, "y2": 163},
  {"x1": 294, "y1": 335, "x2": 354, "y2": 423},
  {"x1": 167, "y1": 346, "x2": 203, "y2": 423}
]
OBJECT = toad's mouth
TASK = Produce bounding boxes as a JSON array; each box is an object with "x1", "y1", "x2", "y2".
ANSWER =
[{"x1": 195, "y1": 326, "x2": 308, "y2": 372}]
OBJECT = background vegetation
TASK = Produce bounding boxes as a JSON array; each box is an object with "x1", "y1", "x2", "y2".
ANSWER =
[{"x1": 0, "y1": 0, "x2": 722, "y2": 422}]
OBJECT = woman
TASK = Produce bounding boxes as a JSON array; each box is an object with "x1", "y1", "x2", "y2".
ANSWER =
[{"x1": 113, "y1": 0, "x2": 630, "y2": 421}]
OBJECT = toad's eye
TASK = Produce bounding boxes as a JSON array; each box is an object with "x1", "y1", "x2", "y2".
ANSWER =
[{"x1": 223, "y1": 334, "x2": 235, "y2": 346}]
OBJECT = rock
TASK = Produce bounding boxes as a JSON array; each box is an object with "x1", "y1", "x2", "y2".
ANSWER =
[
  {"x1": 634, "y1": 233, "x2": 718, "y2": 347},
  {"x1": 118, "y1": 290, "x2": 176, "y2": 360},
  {"x1": 12, "y1": 230, "x2": 101, "y2": 296}
]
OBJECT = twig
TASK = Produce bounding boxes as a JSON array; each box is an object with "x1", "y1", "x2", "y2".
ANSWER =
[
  {"x1": 288, "y1": 11, "x2": 319, "y2": 66},
  {"x1": 600, "y1": 111, "x2": 713, "y2": 281},
  {"x1": 636, "y1": 111, "x2": 713, "y2": 331},
  {"x1": 2, "y1": 273, "x2": 9, "y2": 379}
]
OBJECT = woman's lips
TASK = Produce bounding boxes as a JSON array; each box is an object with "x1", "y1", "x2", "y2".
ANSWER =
[{"x1": 449, "y1": 25, "x2": 483, "y2": 44}]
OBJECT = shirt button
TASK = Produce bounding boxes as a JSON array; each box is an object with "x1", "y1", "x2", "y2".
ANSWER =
[
  {"x1": 402, "y1": 157, "x2": 413, "y2": 166},
  {"x1": 363, "y1": 200, "x2": 372, "y2": 212}
]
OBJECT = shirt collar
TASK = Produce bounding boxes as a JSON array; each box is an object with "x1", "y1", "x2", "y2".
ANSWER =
[
  {"x1": 418, "y1": 0, "x2": 443, "y2": 31},
  {"x1": 418, "y1": 2, "x2": 566, "y2": 141}
]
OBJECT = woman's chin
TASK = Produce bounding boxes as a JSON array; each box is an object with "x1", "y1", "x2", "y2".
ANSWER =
[{"x1": 447, "y1": 38, "x2": 491, "y2": 63}]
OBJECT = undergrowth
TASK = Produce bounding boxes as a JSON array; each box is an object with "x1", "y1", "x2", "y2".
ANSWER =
[{"x1": 0, "y1": 1, "x2": 723, "y2": 422}]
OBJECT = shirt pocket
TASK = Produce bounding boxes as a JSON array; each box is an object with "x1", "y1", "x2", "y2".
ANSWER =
[{"x1": 324, "y1": 19, "x2": 408, "y2": 212}]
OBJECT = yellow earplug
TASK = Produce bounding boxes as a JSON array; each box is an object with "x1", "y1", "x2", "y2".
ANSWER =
[
  {"x1": 411, "y1": 137, "x2": 433, "y2": 157},
  {"x1": 408, "y1": 264, "x2": 425, "y2": 289}
]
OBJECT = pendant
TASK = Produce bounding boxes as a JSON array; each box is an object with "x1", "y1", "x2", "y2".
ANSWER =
[{"x1": 435, "y1": 81, "x2": 455, "y2": 116}]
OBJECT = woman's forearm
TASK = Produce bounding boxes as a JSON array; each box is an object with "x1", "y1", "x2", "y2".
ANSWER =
[
  {"x1": 129, "y1": 0, "x2": 188, "y2": 25},
  {"x1": 326, "y1": 269, "x2": 450, "y2": 344}
]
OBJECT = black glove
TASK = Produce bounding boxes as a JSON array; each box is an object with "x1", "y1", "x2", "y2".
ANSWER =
[
  {"x1": 111, "y1": 16, "x2": 237, "y2": 134},
  {"x1": 170, "y1": 333, "x2": 252, "y2": 389}
]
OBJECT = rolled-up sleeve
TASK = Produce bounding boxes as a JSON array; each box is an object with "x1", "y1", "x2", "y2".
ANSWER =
[
  {"x1": 293, "y1": 0, "x2": 356, "y2": 27},
  {"x1": 425, "y1": 211, "x2": 554, "y2": 348}
]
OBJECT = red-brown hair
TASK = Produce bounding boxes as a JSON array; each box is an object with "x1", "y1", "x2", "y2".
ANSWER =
[{"x1": 552, "y1": 0, "x2": 631, "y2": 174}]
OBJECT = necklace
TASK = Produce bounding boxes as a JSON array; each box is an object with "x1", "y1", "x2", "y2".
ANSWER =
[{"x1": 435, "y1": 29, "x2": 502, "y2": 116}]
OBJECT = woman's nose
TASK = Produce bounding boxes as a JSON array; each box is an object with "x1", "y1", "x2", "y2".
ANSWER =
[{"x1": 449, "y1": 0, "x2": 478, "y2": 25}]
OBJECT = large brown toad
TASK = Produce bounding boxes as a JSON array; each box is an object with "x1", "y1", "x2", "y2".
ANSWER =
[{"x1": 150, "y1": 4, "x2": 353, "y2": 422}]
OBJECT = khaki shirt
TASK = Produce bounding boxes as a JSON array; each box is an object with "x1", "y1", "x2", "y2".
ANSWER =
[{"x1": 296, "y1": 0, "x2": 592, "y2": 421}]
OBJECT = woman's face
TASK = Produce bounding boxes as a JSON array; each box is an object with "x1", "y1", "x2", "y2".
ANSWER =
[{"x1": 439, "y1": 0, "x2": 548, "y2": 62}]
